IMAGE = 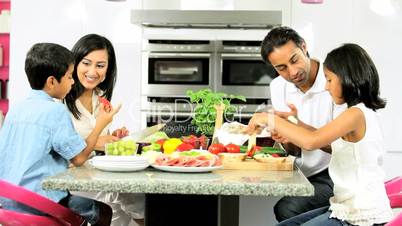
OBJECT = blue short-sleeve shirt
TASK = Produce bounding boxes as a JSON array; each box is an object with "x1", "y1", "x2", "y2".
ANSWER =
[{"x1": 0, "y1": 90, "x2": 86, "y2": 211}]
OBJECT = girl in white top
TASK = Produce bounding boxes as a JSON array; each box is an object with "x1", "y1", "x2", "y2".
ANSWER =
[
  {"x1": 249, "y1": 43, "x2": 393, "y2": 226},
  {"x1": 64, "y1": 34, "x2": 144, "y2": 226}
]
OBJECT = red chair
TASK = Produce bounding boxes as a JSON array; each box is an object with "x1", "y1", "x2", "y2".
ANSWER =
[
  {"x1": 0, "y1": 180, "x2": 85, "y2": 226},
  {"x1": 385, "y1": 176, "x2": 402, "y2": 226}
]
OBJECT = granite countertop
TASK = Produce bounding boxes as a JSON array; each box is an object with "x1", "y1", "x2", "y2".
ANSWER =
[{"x1": 42, "y1": 165, "x2": 314, "y2": 197}]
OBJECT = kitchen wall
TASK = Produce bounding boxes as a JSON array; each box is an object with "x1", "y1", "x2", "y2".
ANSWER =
[
  {"x1": 10, "y1": 0, "x2": 144, "y2": 133},
  {"x1": 9, "y1": 0, "x2": 402, "y2": 226}
]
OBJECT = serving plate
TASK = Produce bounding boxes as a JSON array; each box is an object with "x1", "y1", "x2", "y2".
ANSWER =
[
  {"x1": 151, "y1": 164, "x2": 222, "y2": 173},
  {"x1": 90, "y1": 161, "x2": 149, "y2": 172}
]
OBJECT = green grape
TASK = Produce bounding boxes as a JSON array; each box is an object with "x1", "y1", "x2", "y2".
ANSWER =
[
  {"x1": 106, "y1": 140, "x2": 137, "y2": 156},
  {"x1": 112, "y1": 142, "x2": 118, "y2": 149},
  {"x1": 124, "y1": 140, "x2": 135, "y2": 148},
  {"x1": 106, "y1": 144, "x2": 114, "y2": 152}
]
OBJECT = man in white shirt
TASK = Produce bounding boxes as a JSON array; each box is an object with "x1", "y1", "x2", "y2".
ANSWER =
[{"x1": 258, "y1": 26, "x2": 345, "y2": 222}]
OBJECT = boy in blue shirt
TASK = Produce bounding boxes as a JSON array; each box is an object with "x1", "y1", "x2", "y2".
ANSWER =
[{"x1": 0, "y1": 43, "x2": 120, "y2": 226}]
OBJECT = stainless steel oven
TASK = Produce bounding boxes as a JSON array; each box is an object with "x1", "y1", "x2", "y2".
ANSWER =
[
  {"x1": 141, "y1": 40, "x2": 215, "y2": 97},
  {"x1": 216, "y1": 40, "x2": 278, "y2": 99},
  {"x1": 140, "y1": 39, "x2": 276, "y2": 129}
]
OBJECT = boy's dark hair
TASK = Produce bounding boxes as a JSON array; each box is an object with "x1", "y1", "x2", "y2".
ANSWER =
[
  {"x1": 25, "y1": 43, "x2": 74, "y2": 90},
  {"x1": 64, "y1": 34, "x2": 117, "y2": 119},
  {"x1": 261, "y1": 26, "x2": 307, "y2": 64},
  {"x1": 324, "y1": 43, "x2": 386, "y2": 110}
]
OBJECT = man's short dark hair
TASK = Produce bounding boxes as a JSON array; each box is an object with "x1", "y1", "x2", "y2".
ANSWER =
[
  {"x1": 25, "y1": 43, "x2": 74, "y2": 89},
  {"x1": 261, "y1": 26, "x2": 306, "y2": 64}
]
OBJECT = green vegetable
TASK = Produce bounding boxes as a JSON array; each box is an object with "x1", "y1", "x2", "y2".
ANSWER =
[
  {"x1": 143, "y1": 131, "x2": 169, "y2": 143},
  {"x1": 142, "y1": 143, "x2": 161, "y2": 152},
  {"x1": 186, "y1": 89, "x2": 246, "y2": 136},
  {"x1": 179, "y1": 150, "x2": 201, "y2": 156},
  {"x1": 239, "y1": 146, "x2": 286, "y2": 156}
]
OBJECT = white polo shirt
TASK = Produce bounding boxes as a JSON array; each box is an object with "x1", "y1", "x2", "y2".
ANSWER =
[{"x1": 270, "y1": 60, "x2": 346, "y2": 177}]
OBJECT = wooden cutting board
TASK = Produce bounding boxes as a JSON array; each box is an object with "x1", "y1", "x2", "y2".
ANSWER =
[{"x1": 221, "y1": 157, "x2": 294, "y2": 171}]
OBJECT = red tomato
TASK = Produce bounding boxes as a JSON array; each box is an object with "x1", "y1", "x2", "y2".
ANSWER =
[
  {"x1": 181, "y1": 135, "x2": 199, "y2": 149},
  {"x1": 247, "y1": 145, "x2": 261, "y2": 157},
  {"x1": 208, "y1": 143, "x2": 226, "y2": 155},
  {"x1": 176, "y1": 143, "x2": 194, "y2": 152},
  {"x1": 225, "y1": 144, "x2": 240, "y2": 153}
]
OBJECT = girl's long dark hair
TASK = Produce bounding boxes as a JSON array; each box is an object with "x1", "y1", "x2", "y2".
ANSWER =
[
  {"x1": 324, "y1": 43, "x2": 386, "y2": 111},
  {"x1": 64, "y1": 34, "x2": 117, "y2": 119}
]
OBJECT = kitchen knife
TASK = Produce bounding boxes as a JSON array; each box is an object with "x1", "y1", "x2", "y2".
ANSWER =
[
  {"x1": 129, "y1": 123, "x2": 166, "y2": 142},
  {"x1": 211, "y1": 103, "x2": 225, "y2": 145},
  {"x1": 246, "y1": 132, "x2": 257, "y2": 156}
]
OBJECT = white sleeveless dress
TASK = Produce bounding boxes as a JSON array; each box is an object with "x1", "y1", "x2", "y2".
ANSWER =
[{"x1": 328, "y1": 103, "x2": 393, "y2": 225}]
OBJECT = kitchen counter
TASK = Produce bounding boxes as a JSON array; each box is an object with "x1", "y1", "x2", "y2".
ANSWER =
[
  {"x1": 43, "y1": 165, "x2": 313, "y2": 226},
  {"x1": 42, "y1": 165, "x2": 313, "y2": 197}
]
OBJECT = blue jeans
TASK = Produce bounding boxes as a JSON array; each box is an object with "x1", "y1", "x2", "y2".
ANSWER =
[
  {"x1": 274, "y1": 169, "x2": 334, "y2": 222},
  {"x1": 276, "y1": 206, "x2": 354, "y2": 226},
  {"x1": 59, "y1": 193, "x2": 112, "y2": 225}
]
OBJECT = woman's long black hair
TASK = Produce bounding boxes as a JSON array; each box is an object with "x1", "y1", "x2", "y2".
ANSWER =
[
  {"x1": 64, "y1": 34, "x2": 117, "y2": 119},
  {"x1": 324, "y1": 43, "x2": 386, "y2": 111}
]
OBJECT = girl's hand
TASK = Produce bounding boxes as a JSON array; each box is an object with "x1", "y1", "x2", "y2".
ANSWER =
[{"x1": 112, "y1": 127, "x2": 129, "y2": 138}]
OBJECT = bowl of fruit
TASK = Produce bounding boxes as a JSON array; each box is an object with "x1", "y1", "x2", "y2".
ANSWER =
[{"x1": 105, "y1": 140, "x2": 138, "y2": 156}]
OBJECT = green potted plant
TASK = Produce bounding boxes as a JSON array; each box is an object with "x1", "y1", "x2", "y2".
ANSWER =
[{"x1": 186, "y1": 89, "x2": 246, "y2": 136}]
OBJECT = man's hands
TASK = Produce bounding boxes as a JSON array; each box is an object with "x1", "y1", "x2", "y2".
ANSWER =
[
  {"x1": 247, "y1": 103, "x2": 301, "y2": 144},
  {"x1": 270, "y1": 103, "x2": 299, "y2": 144}
]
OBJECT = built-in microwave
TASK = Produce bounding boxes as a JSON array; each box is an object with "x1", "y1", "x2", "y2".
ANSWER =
[
  {"x1": 216, "y1": 40, "x2": 278, "y2": 99},
  {"x1": 141, "y1": 40, "x2": 215, "y2": 97}
]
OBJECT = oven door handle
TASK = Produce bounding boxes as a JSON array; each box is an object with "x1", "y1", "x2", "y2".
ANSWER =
[
  {"x1": 149, "y1": 53, "x2": 212, "y2": 58},
  {"x1": 144, "y1": 111, "x2": 194, "y2": 117},
  {"x1": 220, "y1": 53, "x2": 261, "y2": 59}
]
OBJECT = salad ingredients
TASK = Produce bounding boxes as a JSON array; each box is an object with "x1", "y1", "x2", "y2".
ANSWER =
[
  {"x1": 142, "y1": 143, "x2": 162, "y2": 152},
  {"x1": 155, "y1": 139, "x2": 166, "y2": 152},
  {"x1": 143, "y1": 131, "x2": 169, "y2": 143},
  {"x1": 225, "y1": 144, "x2": 240, "y2": 153},
  {"x1": 154, "y1": 150, "x2": 222, "y2": 167},
  {"x1": 162, "y1": 138, "x2": 183, "y2": 154},
  {"x1": 247, "y1": 145, "x2": 263, "y2": 157},
  {"x1": 176, "y1": 143, "x2": 194, "y2": 152},
  {"x1": 208, "y1": 143, "x2": 226, "y2": 155}
]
